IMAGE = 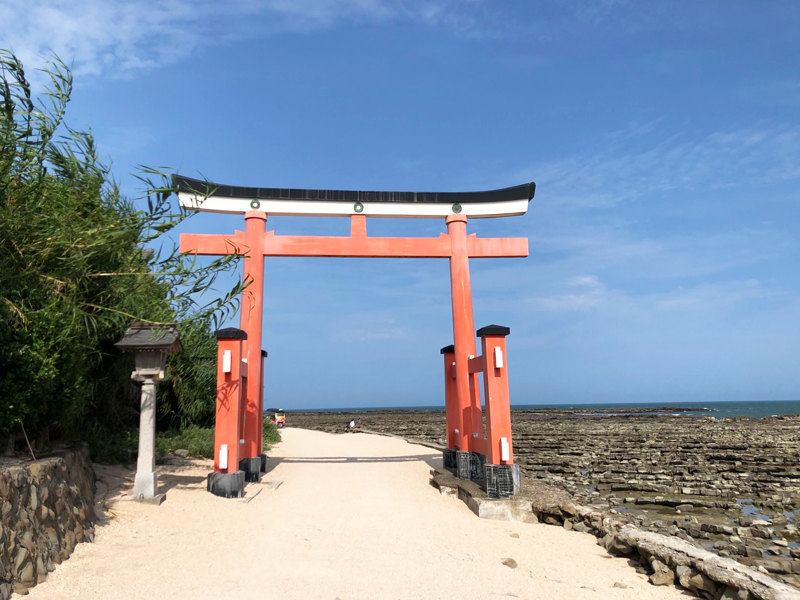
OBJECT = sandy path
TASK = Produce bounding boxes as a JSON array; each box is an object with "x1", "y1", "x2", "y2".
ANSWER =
[{"x1": 24, "y1": 429, "x2": 688, "y2": 600}]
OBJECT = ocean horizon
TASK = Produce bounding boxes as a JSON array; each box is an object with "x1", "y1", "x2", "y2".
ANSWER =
[{"x1": 285, "y1": 399, "x2": 800, "y2": 419}]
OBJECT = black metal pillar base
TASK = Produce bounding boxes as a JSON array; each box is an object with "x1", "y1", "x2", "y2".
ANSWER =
[
  {"x1": 239, "y1": 457, "x2": 262, "y2": 483},
  {"x1": 469, "y1": 452, "x2": 487, "y2": 481},
  {"x1": 207, "y1": 471, "x2": 245, "y2": 498},
  {"x1": 443, "y1": 449, "x2": 457, "y2": 472},
  {"x1": 484, "y1": 464, "x2": 514, "y2": 499},
  {"x1": 259, "y1": 453, "x2": 267, "y2": 473},
  {"x1": 455, "y1": 451, "x2": 471, "y2": 479}
]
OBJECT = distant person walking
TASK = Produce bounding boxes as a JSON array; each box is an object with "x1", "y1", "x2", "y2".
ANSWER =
[
  {"x1": 356, "y1": 418, "x2": 362, "y2": 429},
  {"x1": 349, "y1": 419, "x2": 355, "y2": 432}
]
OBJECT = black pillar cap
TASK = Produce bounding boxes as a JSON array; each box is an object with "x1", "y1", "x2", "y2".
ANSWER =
[
  {"x1": 440, "y1": 344, "x2": 455, "y2": 355},
  {"x1": 261, "y1": 350, "x2": 268, "y2": 358},
  {"x1": 216, "y1": 327, "x2": 247, "y2": 340},
  {"x1": 476, "y1": 325, "x2": 510, "y2": 337}
]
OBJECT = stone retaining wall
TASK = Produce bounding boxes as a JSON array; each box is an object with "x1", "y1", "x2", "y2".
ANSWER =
[{"x1": 0, "y1": 446, "x2": 95, "y2": 597}]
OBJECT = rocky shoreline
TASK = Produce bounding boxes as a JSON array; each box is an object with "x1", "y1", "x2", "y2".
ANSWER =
[{"x1": 287, "y1": 409, "x2": 800, "y2": 590}]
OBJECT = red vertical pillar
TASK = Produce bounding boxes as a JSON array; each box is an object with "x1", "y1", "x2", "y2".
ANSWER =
[
  {"x1": 258, "y1": 349, "x2": 267, "y2": 458},
  {"x1": 213, "y1": 328, "x2": 247, "y2": 473},
  {"x1": 239, "y1": 211, "x2": 267, "y2": 459},
  {"x1": 440, "y1": 345, "x2": 458, "y2": 449},
  {"x1": 446, "y1": 215, "x2": 481, "y2": 451},
  {"x1": 478, "y1": 325, "x2": 514, "y2": 466}
]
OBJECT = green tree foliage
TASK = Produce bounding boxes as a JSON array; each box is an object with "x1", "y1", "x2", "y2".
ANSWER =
[
  {"x1": 0, "y1": 51, "x2": 242, "y2": 443},
  {"x1": 158, "y1": 319, "x2": 219, "y2": 430},
  {"x1": 89, "y1": 419, "x2": 283, "y2": 464}
]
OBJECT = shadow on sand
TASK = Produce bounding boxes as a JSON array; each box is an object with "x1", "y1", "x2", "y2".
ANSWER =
[{"x1": 264, "y1": 453, "x2": 442, "y2": 474}]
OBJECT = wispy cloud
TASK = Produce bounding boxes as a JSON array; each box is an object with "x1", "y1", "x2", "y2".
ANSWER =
[
  {"x1": 0, "y1": 0, "x2": 487, "y2": 82},
  {"x1": 526, "y1": 274, "x2": 614, "y2": 312},
  {"x1": 739, "y1": 80, "x2": 800, "y2": 106},
  {"x1": 651, "y1": 278, "x2": 778, "y2": 313},
  {"x1": 529, "y1": 226, "x2": 788, "y2": 281},
  {"x1": 571, "y1": 0, "x2": 630, "y2": 24},
  {"x1": 526, "y1": 275, "x2": 780, "y2": 316},
  {"x1": 332, "y1": 314, "x2": 411, "y2": 342},
  {"x1": 511, "y1": 121, "x2": 800, "y2": 209}
]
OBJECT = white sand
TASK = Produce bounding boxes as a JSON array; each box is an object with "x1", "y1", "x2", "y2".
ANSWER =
[{"x1": 25, "y1": 428, "x2": 687, "y2": 600}]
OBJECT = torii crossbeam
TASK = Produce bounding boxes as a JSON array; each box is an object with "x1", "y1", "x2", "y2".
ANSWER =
[{"x1": 176, "y1": 175, "x2": 534, "y2": 497}]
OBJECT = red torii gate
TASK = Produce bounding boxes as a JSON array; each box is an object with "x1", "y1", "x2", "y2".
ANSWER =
[{"x1": 176, "y1": 175, "x2": 534, "y2": 498}]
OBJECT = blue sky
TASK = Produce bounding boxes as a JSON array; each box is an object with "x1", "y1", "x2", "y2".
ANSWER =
[{"x1": 4, "y1": 1, "x2": 800, "y2": 408}]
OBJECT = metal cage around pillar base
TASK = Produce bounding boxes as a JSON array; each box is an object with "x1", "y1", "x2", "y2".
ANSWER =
[
  {"x1": 443, "y1": 449, "x2": 457, "y2": 471},
  {"x1": 456, "y1": 451, "x2": 471, "y2": 479},
  {"x1": 239, "y1": 457, "x2": 262, "y2": 483},
  {"x1": 484, "y1": 464, "x2": 514, "y2": 499},
  {"x1": 207, "y1": 471, "x2": 245, "y2": 498},
  {"x1": 470, "y1": 452, "x2": 487, "y2": 482}
]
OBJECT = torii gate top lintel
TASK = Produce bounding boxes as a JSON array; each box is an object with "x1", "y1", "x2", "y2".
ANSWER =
[
  {"x1": 174, "y1": 174, "x2": 535, "y2": 220},
  {"x1": 177, "y1": 175, "x2": 533, "y2": 259}
]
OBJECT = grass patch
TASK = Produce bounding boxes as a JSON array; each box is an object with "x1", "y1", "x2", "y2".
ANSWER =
[
  {"x1": 87, "y1": 418, "x2": 282, "y2": 464},
  {"x1": 263, "y1": 419, "x2": 282, "y2": 448},
  {"x1": 156, "y1": 425, "x2": 215, "y2": 458}
]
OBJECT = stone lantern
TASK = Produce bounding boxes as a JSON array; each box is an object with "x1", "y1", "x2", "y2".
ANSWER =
[{"x1": 115, "y1": 322, "x2": 182, "y2": 502}]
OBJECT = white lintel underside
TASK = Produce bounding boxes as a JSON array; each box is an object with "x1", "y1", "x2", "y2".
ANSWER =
[{"x1": 177, "y1": 193, "x2": 529, "y2": 219}]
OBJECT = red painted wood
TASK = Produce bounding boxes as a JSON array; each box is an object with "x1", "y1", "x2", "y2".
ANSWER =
[
  {"x1": 181, "y1": 214, "x2": 526, "y2": 470},
  {"x1": 468, "y1": 355, "x2": 485, "y2": 374},
  {"x1": 350, "y1": 215, "x2": 367, "y2": 237},
  {"x1": 442, "y1": 350, "x2": 459, "y2": 449},
  {"x1": 180, "y1": 231, "x2": 528, "y2": 259},
  {"x1": 470, "y1": 437, "x2": 489, "y2": 456},
  {"x1": 259, "y1": 232, "x2": 453, "y2": 258},
  {"x1": 215, "y1": 337, "x2": 245, "y2": 473},
  {"x1": 446, "y1": 215, "x2": 482, "y2": 452},
  {"x1": 240, "y1": 212, "x2": 267, "y2": 459},
  {"x1": 180, "y1": 232, "x2": 246, "y2": 255},
  {"x1": 480, "y1": 333, "x2": 514, "y2": 465}
]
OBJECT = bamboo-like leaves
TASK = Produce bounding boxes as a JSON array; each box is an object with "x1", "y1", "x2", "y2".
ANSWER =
[{"x1": 0, "y1": 51, "x2": 243, "y2": 438}]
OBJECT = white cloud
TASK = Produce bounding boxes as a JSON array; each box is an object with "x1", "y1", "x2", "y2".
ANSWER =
[
  {"x1": 526, "y1": 276, "x2": 613, "y2": 313},
  {"x1": 524, "y1": 275, "x2": 780, "y2": 319},
  {"x1": 651, "y1": 279, "x2": 778, "y2": 313},
  {"x1": 0, "y1": 0, "x2": 485, "y2": 83},
  {"x1": 525, "y1": 274, "x2": 618, "y2": 313},
  {"x1": 739, "y1": 80, "x2": 800, "y2": 106},
  {"x1": 532, "y1": 226, "x2": 787, "y2": 282},
  {"x1": 572, "y1": 0, "x2": 630, "y2": 24},
  {"x1": 332, "y1": 314, "x2": 411, "y2": 342},
  {"x1": 566, "y1": 274, "x2": 601, "y2": 287},
  {"x1": 511, "y1": 121, "x2": 800, "y2": 209}
]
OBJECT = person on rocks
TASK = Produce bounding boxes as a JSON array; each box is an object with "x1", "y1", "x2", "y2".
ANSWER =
[
  {"x1": 349, "y1": 419, "x2": 355, "y2": 432},
  {"x1": 356, "y1": 418, "x2": 362, "y2": 429}
]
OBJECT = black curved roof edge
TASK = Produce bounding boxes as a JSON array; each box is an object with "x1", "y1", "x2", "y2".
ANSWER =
[
  {"x1": 173, "y1": 175, "x2": 535, "y2": 205},
  {"x1": 440, "y1": 344, "x2": 455, "y2": 355}
]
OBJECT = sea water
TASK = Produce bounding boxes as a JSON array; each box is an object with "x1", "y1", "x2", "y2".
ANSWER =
[
  {"x1": 293, "y1": 399, "x2": 800, "y2": 418},
  {"x1": 512, "y1": 400, "x2": 800, "y2": 418}
]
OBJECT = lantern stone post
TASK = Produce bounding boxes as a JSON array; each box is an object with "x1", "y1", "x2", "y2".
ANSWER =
[{"x1": 115, "y1": 323, "x2": 182, "y2": 503}]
